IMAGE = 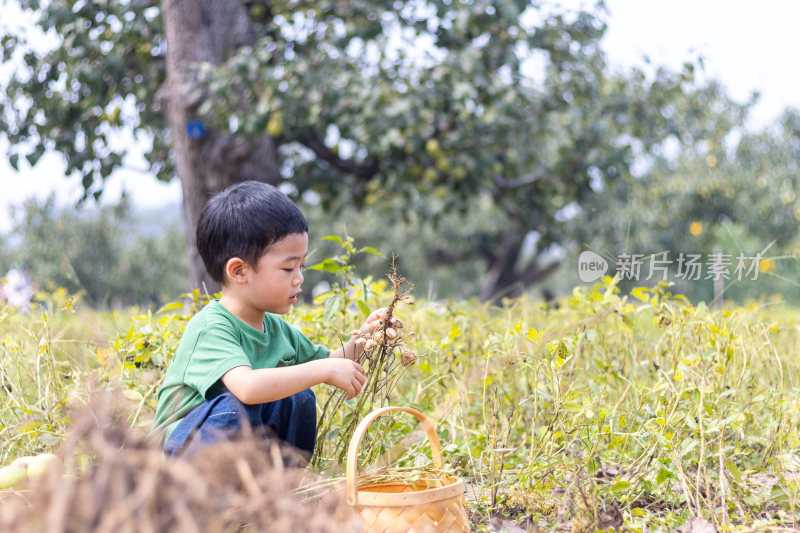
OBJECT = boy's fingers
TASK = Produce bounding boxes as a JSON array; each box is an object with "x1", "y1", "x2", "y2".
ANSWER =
[
  {"x1": 367, "y1": 308, "x2": 387, "y2": 322},
  {"x1": 361, "y1": 321, "x2": 379, "y2": 334}
]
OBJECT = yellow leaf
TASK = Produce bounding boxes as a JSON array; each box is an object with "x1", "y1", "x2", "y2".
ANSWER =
[
  {"x1": 789, "y1": 431, "x2": 800, "y2": 448},
  {"x1": 158, "y1": 301, "x2": 185, "y2": 313},
  {"x1": 527, "y1": 328, "x2": 540, "y2": 343},
  {"x1": 96, "y1": 347, "x2": 110, "y2": 365},
  {"x1": 674, "y1": 368, "x2": 683, "y2": 382},
  {"x1": 631, "y1": 286, "x2": 650, "y2": 303},
  {"x1": 3, "y1": 334, "x2": 17, "y2": 349}
]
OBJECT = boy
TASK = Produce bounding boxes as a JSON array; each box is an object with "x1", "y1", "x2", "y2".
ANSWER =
[{"x1": 152, "y1": 181, "x2": 384, "y2": 459}]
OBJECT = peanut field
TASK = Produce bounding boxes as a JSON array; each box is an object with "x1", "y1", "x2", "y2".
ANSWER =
[{"x1": 1, "y1": 277, "x2": 800, "y2": 532}]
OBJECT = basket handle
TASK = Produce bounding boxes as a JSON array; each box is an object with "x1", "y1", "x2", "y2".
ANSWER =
[{"x1": 346, "y1": 406, "x2": 443, "y2": 506}]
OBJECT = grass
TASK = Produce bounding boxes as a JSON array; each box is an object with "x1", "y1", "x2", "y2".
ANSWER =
[{"x1": 2, "y1": 278, "x2": 800, "y2": 530}]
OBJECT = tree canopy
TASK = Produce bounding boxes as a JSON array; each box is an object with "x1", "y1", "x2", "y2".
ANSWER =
[
  {"x1": 0, "y1": 195, "x2": 188, "y2": 306},
  {"x1": 572, "y1": 107, "x2": 800, "y2": 302},
  {"x1": 0, "y1": 0, "x2": 745, "y2": 299}
]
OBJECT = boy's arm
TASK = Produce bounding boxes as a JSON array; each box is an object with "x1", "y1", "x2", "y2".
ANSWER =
[
  {"x1": 223, "y1": 308, "x2": 392, "y2": 404},
  {"x1": 222, "y1": 358, "x2": 366, "y2": 404}
]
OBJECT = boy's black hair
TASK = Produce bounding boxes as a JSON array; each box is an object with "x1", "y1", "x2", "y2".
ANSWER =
[{"x1": 196, "y1": 181, "x2": 308, "y2": 283}]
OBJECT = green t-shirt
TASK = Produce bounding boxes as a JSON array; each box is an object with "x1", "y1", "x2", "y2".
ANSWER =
[{"x1": 152, "y1": 300, "x2": 330, "y2": 443}]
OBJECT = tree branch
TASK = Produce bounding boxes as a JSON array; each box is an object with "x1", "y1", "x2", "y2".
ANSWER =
[
  {"x1": 301, "y1": 127, "x2": 378, "y2": 181},
  {"x1": 495, "y1": 172, "x2": 545, "y2": 189},
  {"x1": 520, "y1": 258, "x2": 562, "y2": 286}
]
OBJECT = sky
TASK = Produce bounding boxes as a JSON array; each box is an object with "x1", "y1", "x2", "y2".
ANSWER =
[{"x1": 2, "y1": 0, "x2": 800, "y2": 233}]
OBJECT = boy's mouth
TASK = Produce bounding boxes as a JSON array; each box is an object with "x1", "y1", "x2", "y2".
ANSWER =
[{"x1": 290, "y1": 291, "x2": 301, "y2": 303}]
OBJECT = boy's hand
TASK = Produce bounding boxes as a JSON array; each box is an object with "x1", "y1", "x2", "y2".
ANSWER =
[
  {"x1": 359, "y1": 307, "x2": 388, "y2": 335},
  {"x1": 330, "y1": 308, "x2": 405, "y2": 360},
  {"x1": 323, "y1": 358, "x2": 366, "y2": 399},
  {"x1": 358, "y1": 307, "x2": 404, "y2": 335},
  {"x1": 349, "y1": 307, "x2": 404, "y2": 358}
]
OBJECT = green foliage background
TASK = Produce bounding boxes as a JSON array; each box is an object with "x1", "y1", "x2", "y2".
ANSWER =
[
  {"x1": 0, "y1": 0, "x2": 765, "y2": 298},
  {"x1": 0, "y1": 195, "x2": 188, "y2": 307}
]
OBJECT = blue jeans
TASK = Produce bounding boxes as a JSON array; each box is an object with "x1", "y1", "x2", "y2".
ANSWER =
[{"x1": 163, "y1": 389, "x2": 317, "y2": 460}]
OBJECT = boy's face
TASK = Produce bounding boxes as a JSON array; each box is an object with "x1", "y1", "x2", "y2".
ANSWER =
[{"x1": 246, "y1": 231, "x2": 308, "y2": 315}]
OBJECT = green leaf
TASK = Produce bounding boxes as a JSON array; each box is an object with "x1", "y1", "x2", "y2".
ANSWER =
[
  {"x1": 308, "y1": 258, "x2": 341, "y2": 273},
  {"x1": 611, "y1": 480, "x2": 631, "y2": 494},
  {"x1": 323, "y1": 292, "x2": 342, "y2": 322},
  {"x1": 358, "y1": 246, "x2": 383, "y2": 256},
  {"x1": 321, "y1": 235, "x2": 343, "y2": 243},
  {"x1": 25, "y1": 145, "x2": 45, "y2": 166},
  {"x1": 725, "y1": 460, "x2": 742, "y2": 483},
  {"x1": 656, "y1": 468, "x2": 675, "y2": 484},
  {"x1": 768, "y1": 484, "x2": 792, "y2": 506}
]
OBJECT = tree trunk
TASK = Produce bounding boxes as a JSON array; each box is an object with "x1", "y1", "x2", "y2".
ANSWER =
[
  {"x1": 479, "y1": 235, "x2": 562, "y2": 303},
  {"x1": 161, "y1": 0, "x2": 280, "y2": 291}
]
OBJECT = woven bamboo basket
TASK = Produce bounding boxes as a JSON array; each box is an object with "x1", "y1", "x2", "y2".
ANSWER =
[{"x1": 346, "y1": 406, "x2": 469, "y2": 533}]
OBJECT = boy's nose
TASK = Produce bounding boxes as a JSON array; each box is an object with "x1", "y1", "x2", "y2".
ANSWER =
[{"x1": 295, "y1": 271, "x2": 304, "y2": 285}]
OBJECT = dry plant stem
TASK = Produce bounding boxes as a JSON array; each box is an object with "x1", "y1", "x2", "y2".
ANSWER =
[
  {"x1": 456, "y1": 389, "x2": 484, "y2": 499},
  {"x1": 574, "y1": 470, "x2": 597, "y2": 529},
  {"x1": 696, "y1": 383, "x2": 717, "y2": 525},
  {"x1": 2, "y1": 393, "x2": 355, "y2": 533},
  {"x1": 313, "y1": 260, "x2": 414, "y2": 470},
  {"x1": 490, "y1": 388, "x2": 499, "y2": 507},
  {"x1": 717, "y1": 430, "x2": 729, "y2": 526},
  {"x1": 671, "y1": 447, "x2": 698, "y2": 516}
]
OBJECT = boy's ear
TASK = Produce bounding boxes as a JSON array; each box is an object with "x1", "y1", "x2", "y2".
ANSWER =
[{"x1": 223, "y1": 257, "x2": 248, "y2": 284}]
